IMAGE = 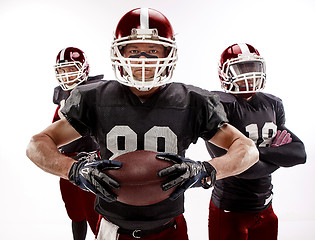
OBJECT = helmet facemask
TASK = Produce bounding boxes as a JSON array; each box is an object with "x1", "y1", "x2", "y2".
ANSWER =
[
  {"x1": 220, "y1": 53, "x2": 266, "y2": 96},
  {"x1": 111, "y1": 28, "x2": 177, "y2": 91},
  {"x1": 55, "y1": 61, "x2": 88, "y2": 91}
]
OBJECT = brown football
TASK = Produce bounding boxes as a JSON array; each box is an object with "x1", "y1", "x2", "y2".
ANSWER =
[{"x1": 104, "y1": 150, "x2": 175, "y2": 206}]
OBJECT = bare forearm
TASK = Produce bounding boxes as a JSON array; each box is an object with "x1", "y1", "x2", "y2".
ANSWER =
[
  {"x1": 209, "y1": 138, "x2": 258, "y2": 180},
  {"x1": 26, "y1": 133, "x2": 75, "y2": 179}
]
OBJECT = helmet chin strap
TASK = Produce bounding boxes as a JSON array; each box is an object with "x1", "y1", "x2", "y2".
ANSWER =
[{"x1": 129, "y1": 52, "x2": 158, "y2": 59}]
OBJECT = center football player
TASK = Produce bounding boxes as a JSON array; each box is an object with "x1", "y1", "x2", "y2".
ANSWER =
[{"x1": 26, "y1": 8, "x2": 259, "y2": 240}]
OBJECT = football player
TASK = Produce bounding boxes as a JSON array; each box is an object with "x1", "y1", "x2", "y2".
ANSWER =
[
  {"x1": 206, "y1": 43, "x2": 306, "y2": 240},
  {"x1": 26, "y1": 9, "x2": 259, "y2": 240},
  {"x1": 53, "y1": 47, "x2": 103, "y2": 240}
]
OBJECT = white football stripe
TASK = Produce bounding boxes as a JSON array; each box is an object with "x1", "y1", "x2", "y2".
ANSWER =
[
  {"x1": 140, "y1": 8, "x2": 149, "y2": 29},
  {"x1": 60, "y1": 48, "x2": 66, "y2": 61},
  {"x1": 238, "y1": 43, "x2": 250, "y2": 54}
]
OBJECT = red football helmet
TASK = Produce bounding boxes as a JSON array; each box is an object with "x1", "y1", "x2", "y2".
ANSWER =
[
  {"x1": 111, "y1": 8, "x2": 177, "y2": 91},
  {"x1": 218, "y1": 43, "x2": 266, "y2": 98},
  {"x1": 55, "y1": 47, "x2": 89, "y2": 91}
]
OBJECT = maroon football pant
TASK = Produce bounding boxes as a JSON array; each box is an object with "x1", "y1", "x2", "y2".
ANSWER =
[
  {"x1": 208, "y1": 201, "x2": 278, "y2": 240},
  {"x1": 60, "y1": 178, "x2": 99, "y2": 234}
]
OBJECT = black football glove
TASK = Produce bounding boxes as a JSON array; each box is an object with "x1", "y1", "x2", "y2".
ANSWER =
[
  {"x1": 157, "y1": 153, "x2": 216, "y2": 200},
  {"x1": 68, "y1": 152, "x2": 122, "y2": 202}
]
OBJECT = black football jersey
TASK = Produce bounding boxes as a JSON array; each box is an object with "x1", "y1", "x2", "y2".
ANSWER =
[
  {"x1": 206, "y1": 91, "x2": 302, "y2": 212},
  {"x1": 52, "y1": 75, "x2": 103, "y2": 154},
  {"x1": 61, "y1": 80, "x2": 227, "y2": 229}
]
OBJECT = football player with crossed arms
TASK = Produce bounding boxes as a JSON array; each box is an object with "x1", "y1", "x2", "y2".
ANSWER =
[
  {"x1": 52, "y1": 47, "x2": 104, "y2": 240},
  {"x1": 26, "y1": 8, "x2": 259, "y2": 240},
  {"x1": 206, "y1": 43, "x2": 306, "y2": 240}
]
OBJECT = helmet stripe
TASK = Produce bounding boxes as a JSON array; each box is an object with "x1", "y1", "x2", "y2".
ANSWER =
[
  {"x1": 60, "y1": 48, "x2": 66, "y2": 61},
  {"x1": 140, "y1": 8, "x2": 149, "y2": 29},
  {"x1": 238, "y1": 43, "x2": 250, "y2": 55}
]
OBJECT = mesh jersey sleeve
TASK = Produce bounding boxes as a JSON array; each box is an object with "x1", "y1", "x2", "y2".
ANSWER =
[
  {"x1": 60, "y1": 85, "x2": 97, "y2": 137},
  {"x1": 197, "y1": 92, "x2": 228, "y2": 141}
]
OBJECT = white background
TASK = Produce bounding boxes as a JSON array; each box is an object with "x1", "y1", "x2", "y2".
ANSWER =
[{"x1": 0, "y1": 0, "x2": 314, "y2": 239}]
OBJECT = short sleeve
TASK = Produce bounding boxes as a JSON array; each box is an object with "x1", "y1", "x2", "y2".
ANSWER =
[
  {"x1": 199, "y1": 92, "x2": 228, "y2": 140},
  {"x1": 61, "y1": 85, "x2": 96, "y2": 137},
  {"x1": 276, "y1": 100, "x2": 285, "y2": 126}
]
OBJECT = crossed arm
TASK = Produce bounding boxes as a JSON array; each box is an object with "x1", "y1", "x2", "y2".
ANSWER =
[
  {"x1": 233, "y1": 126, "x2": 306, "y2": 179},
  {"x1": 258, "y1": 126, "x2": 306, "y2": 167},
  {"x1": 207, "y1": 123, "x2": 259, "y2": 180}
]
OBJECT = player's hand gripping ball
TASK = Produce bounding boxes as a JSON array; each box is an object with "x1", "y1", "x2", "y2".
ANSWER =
[
  {"x1": 68, "y1": 152, "x2": 122, "y2": 202},
  {"x1": 157, "y1": 153, "x2": 217, "y2": 200},
  {"x1": 104, "y1": 150, "x2": 175, "y2": 206}
]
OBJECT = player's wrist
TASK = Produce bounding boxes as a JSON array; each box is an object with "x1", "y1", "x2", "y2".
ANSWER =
[
  {"x1": 202, "y1": 161, "x2": 217, "y2": 188},
  {"x1": 68, "y1": 160, "x2": 81, "y2": 184}
]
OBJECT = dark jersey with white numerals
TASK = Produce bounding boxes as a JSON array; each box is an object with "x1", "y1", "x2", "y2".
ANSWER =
[
  {"x1": 61, "y1": 80, "x2": 227, "y2": 229},
  {"x1": 52, "y1": 75, "x2": 103, "y2": 154},
  {"x1": 206, "y1": 91, "x2": 306, "y2": 212}
]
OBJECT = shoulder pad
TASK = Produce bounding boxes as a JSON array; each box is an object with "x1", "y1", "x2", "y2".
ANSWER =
[
  {"x1": 87, "y1": 74, "x2": 104, "y2": 81},
  {"x1": 211, "y1": 91, "x2": 237, "y2": 103},
  {"x1": 184, "y1": 84, "x2": 211, "y2": 96},
  {"x1": 76, "y1": 79, "x2": 108, "y2": 92},
  {"x1": 258, "y1": 92, "x2": 283, "y2": 103},
  {"x1": 53, "y1": 86, "x2": 69, "y2": 105},
  {"x1": 181, "y1": 84, "x2": 223, "y2": 103}
]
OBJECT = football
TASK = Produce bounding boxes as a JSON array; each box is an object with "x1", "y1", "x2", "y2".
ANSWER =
[{"x1": 105, "y1": 150, "x2": 175, "y2": 206}]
